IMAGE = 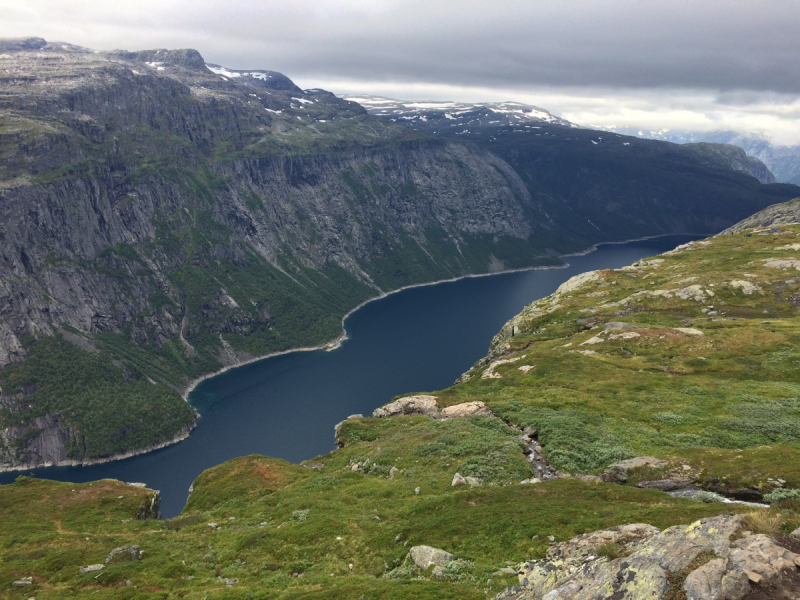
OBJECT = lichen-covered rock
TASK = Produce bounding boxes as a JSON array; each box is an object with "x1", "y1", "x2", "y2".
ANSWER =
[
  {"x1": 683, "y1": 557, "x2": 727, "y2": 599},
  {"x1": 440, "y1": 401, "x2": 493, "y2": 418},
  {"x1": 106, "y1": 545, "x2": 141, "y2": 564},
  {"x1": 408, "y1": 545, "x2": 455, "y2": 569},
  {"x1": 452, "y1": 473, "x2": 467, "y2": 487},
  {"x1": 500, "y1": 514, "x2": 794, "y2": 600},
  {"x1": 545, "y1": 524, "x2": 660, "y2": 562},
  {"x1": 136, "y1": 490, "x2": 162, "y2": 520},
  {"x1": 372, "y1": 395, "x2": 439, "y2": 418}
]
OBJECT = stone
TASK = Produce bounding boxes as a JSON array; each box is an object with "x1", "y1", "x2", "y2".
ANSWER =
[
  {"x1": 520, "y1": 478, "x2": 541, "y2": 485},
  {"x1": 729, "y1": 534, "x2": 800, "y2": 582},
  {"x1": 791, "y1": 526, "x2": 800, "y2": 538},
  {"x1": 106, "y1": 545, "x2": 141, "y2": 564},
  {"x1": 389, "y1": 466, "x2": 399, "y2": 480},
  {"x1": 500, "y1": 567, "x2": 518, "y2": 575},
  {"x1": 440, "y1": 401, "x2": 494, "y2": 418},
  {"x1": 414, "y1": 487, "x2": 421, "y2": 495},
  {"x1": 79, "y1": 564, "x2": 105, "y2": 574},
  {"x1": 431, "y1": 565, "x2": 446, "y2": 579},
  {"x1": 11, "y1": 577, "x2": 32, "y2": 587},
  {"x1": 523, "y1": 426, "x2": 537, "y2": 437},
  {"x1": 635, "y1": 477, "x2": 694, "y2": 491},
  {"x1": 601, "y1": 456, "x2": 667, "y2": 484},
  {"x1": 545, "y1": 523, "x2": 660, "y2": 562},
  {"x1": 372, "y1": 395, "x2": 440, "y2": 418},
  {"x1": 683, "y1": 558, "x2": 727, "y2": 600},
  {"x1": 408, "y1": 546, "x2": 455, "y2": 570},
  {"x1": 464, "y1": 476, "x2": 482, "y2": 487},
  {"x1": 452, "y1": 473, "x2": 467, "y2": 487}
]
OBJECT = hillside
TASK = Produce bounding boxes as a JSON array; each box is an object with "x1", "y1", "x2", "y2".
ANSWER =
[
  {"x1": 1, "y1": 38, "x2": 799, "y2": 472},
  {"x1": 2, "y1": 219, "x2": 800, "y2": 598},
  {"x1": 349, "y1": 96, "x2": 795, "y2": 245},
  {"x1": 721, "y1": 197, "x2": 800, "y2": 234}
]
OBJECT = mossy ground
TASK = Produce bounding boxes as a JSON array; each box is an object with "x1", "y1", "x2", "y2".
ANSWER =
[
  {"x1": 430, "y1": 225, "x2": 800, "y2": 484},
  {"x1": 3, "y1": 226, "x2": 800, "y2": 598}
]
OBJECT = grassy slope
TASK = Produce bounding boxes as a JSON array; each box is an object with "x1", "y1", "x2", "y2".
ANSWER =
[{"x1": 4, "y1": 224, "x2": 800, "y2": 597}]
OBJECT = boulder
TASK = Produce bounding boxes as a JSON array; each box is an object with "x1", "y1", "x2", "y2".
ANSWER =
[
  {"x1": 79, "y1": 564, "x2": 105, "y2": 574},
  {"x1": 440, "y1": 401, "x2": 493, "y2": 418},
  {"x1": 683, "y1": 557, "x2": 727, "y2": 600},
  {"x1": 601, "y1": 457, "x2": 667, "y2": 484},
  {"x1": 464, "y1": 476, "x2": 482, "y2": 487},
  {"x1": 106, "y1": 545, "x2": 141, "y2": 564},
  {"x1": 389, "y1": 466, "x2": 399, "y2": 480},
  {"x1": 506, "y1": 514, "x2": 768, "y2": 600},
  {"x1": 409, "y1": 545, "x2": 455, "y2": 569},
  {"x1": 791, "y1": 526, "x2": 800, "y2": 538},
  {"x1": 728, "y1": 534, "x2": 800, "y2": 582},
  {"x1": 11, "y1": 577, "x2": 32, "y2": 587},
  {"x1": 452, "y1": 473, "x2": 467, "y2": 487},
  {"x1": 372, "y1": 395, "x2": 439, "y2": 418},
  {"x1": 431, "y1": 565, "x2": 446, "y2": 579}
]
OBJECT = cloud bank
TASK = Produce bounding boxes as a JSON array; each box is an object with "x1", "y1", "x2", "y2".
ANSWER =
[{"x1": 3, "y1": 0, "x2": 799, "y2": 142}]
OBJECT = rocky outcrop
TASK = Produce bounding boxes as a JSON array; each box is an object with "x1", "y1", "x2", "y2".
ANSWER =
[
  {"x1": 372, "y1": 395, "x2": 440, "y2": 418},
  {"x1": 684, "y1": 143, "x2": 777, "y2": 184},
  {"x1": 720, "y1": 197, "x2": 800, "y2": 234},
  {"x1": 136, "y1": 490, "x2": 162, "y2": 521},
  {"x1": 499, "y1": 514, "x2": 800, "y2": 600}
]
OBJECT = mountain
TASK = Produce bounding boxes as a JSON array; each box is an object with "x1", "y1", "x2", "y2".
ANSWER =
[
  {"x1": 2, "y1": 221, "x2": 800, "y2": 598},
  {"x1": 350, "y1": 95, "x2": 797, "y2": 245},
  {"x1": 0, "y1": 38, "x2": 798, "y2": 472},
  {"x1": 344, "y1": 96, "x2": 575, "y2": 128},
  {"x1": 720, "y1": 196, "x2": 800, "y2": 234},
  {"x1": 601, "y1": 127, "x2": 800, "y2": 186}
]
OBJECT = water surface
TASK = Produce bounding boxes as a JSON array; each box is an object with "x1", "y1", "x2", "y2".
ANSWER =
[{"x1": 0, "y1": 235, "x2": 700, "y2": 517}]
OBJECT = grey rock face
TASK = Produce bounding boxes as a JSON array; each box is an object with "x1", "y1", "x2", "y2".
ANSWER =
[
  {"x1": 408, "y1": 545, "x2": 455, "y2": 570},
  {"x1": 0, "y1": 41, "x2": 555, "y2": 469},
  {"x1": 136, "y1": 490, "x2": 162, "y2": 520}
]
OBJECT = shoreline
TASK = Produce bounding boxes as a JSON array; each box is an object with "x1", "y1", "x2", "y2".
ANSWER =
[
  {"x1": 4, "y1": 231, "x2": 706, "y2": 475},
  {"x1": 182, "y1": 231, "x2": 712, "y2": 403},
  {"x1": 0, "y1": 421, "x2": 197, "y2": 475}
]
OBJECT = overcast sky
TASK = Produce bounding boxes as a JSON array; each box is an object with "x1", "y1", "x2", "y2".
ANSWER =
[{"x1": 4, "y1": 0, "x2": 800, "y2": 144}]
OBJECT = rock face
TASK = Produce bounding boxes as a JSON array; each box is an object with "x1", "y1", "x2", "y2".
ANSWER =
[
  {"x1": 501, "y1": 514, "x2": 800, "y2": 600},
  {"x1": 684, "y1": 142, "x2": 777, "y2": 184},
  {"x1": 0, "y1": 39, "x2": 558, "y2": 470},
  {"x1": 408, "y1": 545, "x2": 455, "y2": 570},
  {"x1": 136, "y1": 490, "x2": 162, "y2": 521}
]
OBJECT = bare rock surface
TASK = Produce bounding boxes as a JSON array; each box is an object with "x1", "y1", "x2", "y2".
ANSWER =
[
  {"x1": 372, "y1": 395, "x2": 440, "y2": 418},
  {"x1": 602, "y1": 457, "x2": 667, "y2": 484},
  {"x1": 500, "y1": 514, "x2": 800, "y2": 600},
  {"x1": 440, "y1": 401, "x2": 493, "y2": 418}
]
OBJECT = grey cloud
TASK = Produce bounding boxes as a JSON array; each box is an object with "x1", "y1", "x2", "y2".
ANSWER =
[{"x1": 1, "y1": 0, "x2": 798, "y2": 93}]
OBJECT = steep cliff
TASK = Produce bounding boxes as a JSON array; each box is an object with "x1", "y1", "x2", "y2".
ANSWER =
[
  {"x1": 1, "y1": 37, "x2": 798, "y2": 471},
  {"x1": 0, "y1": 39, "x2": 557, "y2": 469}
]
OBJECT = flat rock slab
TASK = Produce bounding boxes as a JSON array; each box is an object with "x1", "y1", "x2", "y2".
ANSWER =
[
  {"x1": 440, "y1": 401, "x2": 493, "y2": 418},
  {"x1": 79, "y1": 564, "x2": 105, "y2": 574}
]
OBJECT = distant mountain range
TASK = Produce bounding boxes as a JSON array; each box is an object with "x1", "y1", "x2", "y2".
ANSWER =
[{"x1": 598, "y1": 127, "x2": 800, "y2": 186}]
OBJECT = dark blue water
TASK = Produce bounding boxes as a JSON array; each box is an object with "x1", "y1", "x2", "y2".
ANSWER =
[{"x1": 0, "y1": 235, "x2": 701, "y2": 517}]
